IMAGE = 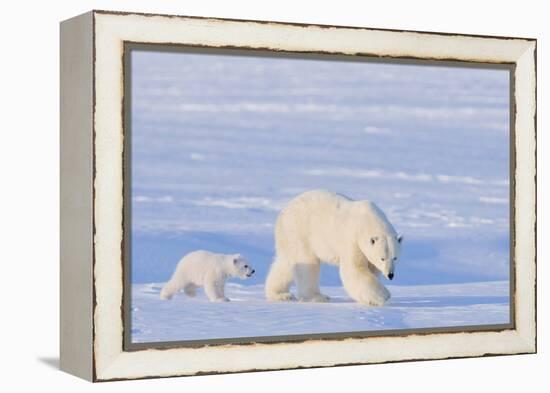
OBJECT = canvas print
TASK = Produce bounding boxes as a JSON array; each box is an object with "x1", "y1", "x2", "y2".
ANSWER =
[{"x1": 127, "y1": 48, "x2": 511, "y2": 345}]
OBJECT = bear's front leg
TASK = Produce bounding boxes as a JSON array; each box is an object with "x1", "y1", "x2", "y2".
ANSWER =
[
  {"x1": 369, "y1": 284, "x2": 391, "y2": 307},
  {"x1": 339, "y1": 261, "x2": 391, "y2": 306},
  {"x1": 204, "y1": 276, "x2": 230, "y2": 302}
]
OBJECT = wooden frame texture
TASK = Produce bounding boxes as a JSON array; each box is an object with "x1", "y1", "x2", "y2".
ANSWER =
[{"x1": 60, "y1": 10, "x2": 537, "y2": 382}]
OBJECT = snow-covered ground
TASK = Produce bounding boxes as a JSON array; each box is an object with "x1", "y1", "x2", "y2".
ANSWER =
[
  {"x1": 131, "y1": 281, "x2": 510, "y2": 343},
  {"x1": 129, "y1": 50, "x2": 511, "y2": 343}
]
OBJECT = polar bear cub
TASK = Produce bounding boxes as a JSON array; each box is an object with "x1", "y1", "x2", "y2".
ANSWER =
[
  {"x1": 160, "y1": 250, "x2": 255, "y2": 302},
  {"x1": 265, "y1": 190, "x2": 402, "y2": 306}
]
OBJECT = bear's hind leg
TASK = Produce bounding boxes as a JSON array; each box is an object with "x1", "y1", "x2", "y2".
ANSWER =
[
  {"x1": 265, "y1": 257, "x2": 296, "y2": 301},
  {"x1": 294, "y1": 262, "x2": 330, "y2": 302}
]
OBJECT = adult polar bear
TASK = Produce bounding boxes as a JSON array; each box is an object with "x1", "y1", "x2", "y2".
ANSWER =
[{"x1": 265, "y1": 190, "x2": 402, "y2": 305}]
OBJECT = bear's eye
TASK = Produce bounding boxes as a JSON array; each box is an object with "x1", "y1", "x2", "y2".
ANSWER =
[
  {"x1": 370, "y1": 237, "x2": 376, "y2": 245},
  {"x1": 244, "y1": 265, "x2": 248, "y2": 268}
]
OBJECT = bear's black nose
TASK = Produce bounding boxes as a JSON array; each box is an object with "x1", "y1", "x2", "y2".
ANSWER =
[
  {"x1": 251, "y1": 269, "x2": 255, "y2": 274},
  {"x1": 388, "y1": 273, "x2": 394, "y2": 280}
]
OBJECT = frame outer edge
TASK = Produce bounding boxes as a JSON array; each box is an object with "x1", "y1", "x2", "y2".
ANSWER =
[
  {"x1": 59, "y1": 11, "x2": 95, "y2": 382},
  {"x1": 512, "y1": 41, "x2": 537, "y2": 352}
]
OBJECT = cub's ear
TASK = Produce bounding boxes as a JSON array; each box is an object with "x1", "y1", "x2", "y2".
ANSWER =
[
  {"x1": 397, "y1": 235, "x2": 404, "y2": 243},
  {"x1": 233, "y1": 258, "x2": 238, "y2": 265}
]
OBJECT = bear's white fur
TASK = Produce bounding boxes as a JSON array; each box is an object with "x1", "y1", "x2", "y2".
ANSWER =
[
  {"x1": 160, "y1": 250, "x2": 255, "y2": 302},
  {"x1": 265, "y1": 190, "x2": 402, "y2": 305}
]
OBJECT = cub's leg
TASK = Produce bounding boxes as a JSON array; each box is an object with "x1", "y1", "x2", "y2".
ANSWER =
[
  {"x1": 265, "y1": 257, "x2": 296, "y2": 301},
  {"x1": 204, "y1": 275, "x2": 229, "y2": 302},
  {"x1": 160, "y1": 277, "x2": 187, "y2": 300},
  {"x1": 294, "y1": 262, "x2": 330, "y2": 302}
]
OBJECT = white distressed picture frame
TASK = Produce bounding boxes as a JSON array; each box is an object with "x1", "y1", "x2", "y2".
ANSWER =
[{"x1": 60, "y1": 10, "x2": 536, "y2": 382}]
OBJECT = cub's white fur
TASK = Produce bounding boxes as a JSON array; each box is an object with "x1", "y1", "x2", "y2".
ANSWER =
[
  {"x1": 160, "y1": 250, "x2": 255, "y2": 302},
  {"x1": 265, "y1": 190, "x2": 402, "y2": 305}
]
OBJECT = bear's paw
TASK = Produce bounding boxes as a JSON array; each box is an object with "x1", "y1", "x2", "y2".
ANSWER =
[
  {"x1": 367, "y1": 287, "x2": 391, "y2": 307},
  {"x1": 267, "y1": 292, "x2": 296, "y2": 302},
  {"x1": 299, "y1": 293, "x2": 330, "y2": 303}
]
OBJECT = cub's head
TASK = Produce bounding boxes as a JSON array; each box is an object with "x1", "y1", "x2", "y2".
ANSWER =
[
  {"x1": 231, "y1": 254, "x2": 255, "y2": 279},
  {"x1": 359, "y1": 233, "x2": 403, "y2": 280}
]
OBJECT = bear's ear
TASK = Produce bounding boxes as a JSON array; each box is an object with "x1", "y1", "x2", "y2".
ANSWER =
[
  {"x1": 233, "y1": 258, "x2": 238, "y2": 265},
  {"x1": 397, "y1": 235, "x2": 403, "y2": 243}
]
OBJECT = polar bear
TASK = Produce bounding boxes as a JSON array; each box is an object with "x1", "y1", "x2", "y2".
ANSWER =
[
  {"x1": 265, "y1": 190, "x2": 402, "y2": 305},
  {"x1": 160, "y1": 250, "x2": 255, "y2": 302}
]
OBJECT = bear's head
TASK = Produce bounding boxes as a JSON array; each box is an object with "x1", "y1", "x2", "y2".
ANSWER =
[
  {"x1": 357, "y1": 202, "x2": 403, "y2": 280},
  {"x1": 359, "y1": 234, "x2": 403, "y2": 280},
  {"x1": 231, "y1": 254, "x2": 255, "y2": 279}
]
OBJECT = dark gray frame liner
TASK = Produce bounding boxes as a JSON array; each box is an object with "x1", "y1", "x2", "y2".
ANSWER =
[{"x1": 122, "y1": 43, "x2": 517, "y2": 351}]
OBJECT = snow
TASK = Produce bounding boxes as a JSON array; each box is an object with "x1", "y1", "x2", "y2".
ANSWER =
[
  {"x1": 129, "y1": 50, "x2": 510, "y2": 343},
  {"x1": 131, "y1": 281, "x2": 510, "y2": 343}
]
